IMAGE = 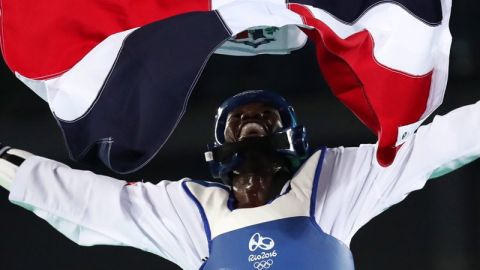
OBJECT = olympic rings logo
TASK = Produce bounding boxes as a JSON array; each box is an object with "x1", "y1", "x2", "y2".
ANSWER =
[{"x1": 253, "y1": 259, "x2": 273, "y2": 270}]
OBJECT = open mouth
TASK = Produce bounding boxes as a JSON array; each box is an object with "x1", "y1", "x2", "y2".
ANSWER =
[{"x1": 238, "y1": 122, "x2": 267, "y2": 141}]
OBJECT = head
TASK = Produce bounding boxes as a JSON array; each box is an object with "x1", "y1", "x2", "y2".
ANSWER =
[
  {"x1": 223, "y1": 102, "x2": 283, "y2": 143},
  {"x1": 205, "y1": 90, "x2": 309, "y2": 185}
]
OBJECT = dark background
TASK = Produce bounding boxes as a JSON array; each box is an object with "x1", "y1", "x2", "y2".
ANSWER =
[{"x1": 0, "y1": 2, "x2": 479, "y2": 269}]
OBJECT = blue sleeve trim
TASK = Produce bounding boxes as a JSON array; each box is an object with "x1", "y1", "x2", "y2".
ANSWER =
[
  {"x1": 181, "y1": 180, "x2": 213, "y2": 253},
  {"x1": 189, "y1": 179, "x2": 230, "y2": 191},
  {"x1": 189, "y1": 179, "x2": 236, "y2": 211},
  {"x1": 309, "y1": 146, "x2": 327, "y2": 218}
]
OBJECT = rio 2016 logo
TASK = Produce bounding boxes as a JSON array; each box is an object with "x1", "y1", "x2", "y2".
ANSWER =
[
  {"x1": 248, "y1": 233, "x2": 278, "y2": 269},
  {"x1": 248, "y1": 233, "x2": 275, "y2": 251}
]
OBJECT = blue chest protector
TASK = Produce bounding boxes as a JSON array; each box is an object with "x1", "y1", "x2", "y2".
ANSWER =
[
  {"x1": 183, "y1": 150, "x2": 355, "y2": 270},
  {"x1": 203, "y1": 217, "x2": 354, "y2": 270}
]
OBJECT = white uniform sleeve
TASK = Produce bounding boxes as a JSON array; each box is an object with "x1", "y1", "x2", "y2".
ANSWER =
[
  {"x1": 8, "y1": 156, "x2": 208, "y2": 270},
  {"x1": 315, "y1": 101, "x2": 480, "y2": 247}
]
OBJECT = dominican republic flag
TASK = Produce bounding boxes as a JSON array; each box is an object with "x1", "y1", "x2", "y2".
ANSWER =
[{"x1": 0, "y1": 0, "x2": 452, "y2": 173}]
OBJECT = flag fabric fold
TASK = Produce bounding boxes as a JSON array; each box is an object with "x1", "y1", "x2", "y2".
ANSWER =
[{"x1": 0, "y1": 0, "x2": 452, "y2": 172}]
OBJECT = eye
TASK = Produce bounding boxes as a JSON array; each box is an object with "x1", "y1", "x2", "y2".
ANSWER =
[
  {"x1": 262, "y1": 110, "x2": 273, "y2": 116},
  {"x1": 263, "y1": 110, "x2": 279, "y2": 119},
  {"x1": 228, "y1": 113, "x2": 241, "y2": 121}
]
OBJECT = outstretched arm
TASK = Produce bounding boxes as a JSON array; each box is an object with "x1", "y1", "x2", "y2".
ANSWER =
[
  {"x1": 0, "y1": 144, "x2": 208, "y2": 270},
  {"x1": 373, "y1": 99, "x2": 480, "y2": 204},
  {"x1": 401, "y1": 100, "x2": 480, "y2": 180},
  {"x1": 313, "y1": 100, "x2": 480, "y2": 246}
]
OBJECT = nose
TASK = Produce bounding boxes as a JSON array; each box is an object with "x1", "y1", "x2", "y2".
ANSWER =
[{"x1": 240, "y1": 110, "x2": 263, "y2": 122}]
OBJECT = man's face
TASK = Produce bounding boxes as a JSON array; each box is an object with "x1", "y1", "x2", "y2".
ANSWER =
[{"x1": 224, "y1": 103, "x2": 283, "y2": 143}]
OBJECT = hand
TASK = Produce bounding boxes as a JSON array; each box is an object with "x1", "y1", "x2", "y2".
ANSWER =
[
  {"x1": 0, "y1": 142, "x2": 10, "y2": 157},
  {"x1": 0, "y1": 143, "x2": 32, "y2": 191}
]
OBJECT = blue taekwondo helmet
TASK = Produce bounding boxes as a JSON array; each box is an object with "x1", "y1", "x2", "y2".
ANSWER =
[{"x1": 204, "y1": 90, "x2": 309, "y2": 185}]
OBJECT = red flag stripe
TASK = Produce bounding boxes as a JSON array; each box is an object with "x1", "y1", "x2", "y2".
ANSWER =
[
  {"x1": 0, "y1": 0, "x2": 210, "y2": 79},
  {"x1": 289, "y1": 3, "x2": 432, "y2": 166}
]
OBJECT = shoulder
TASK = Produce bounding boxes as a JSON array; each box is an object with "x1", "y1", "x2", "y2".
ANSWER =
[
  {"x1": 179, "y1": 178, "x2": 232, "y2": 208},
  {"x1": 304, "y1": 145, "x2": 376, "y2": 167},
  {"x1": 138, "y1": 178, "x2": 230, "y2": 202},
  {"x1": 179, "y1": 178, "x2": 230, "y2": 193},
  {"x1": 324, "y1": 144, "x2": 376, "y2": 165},
  {"x1": 297, "y1": 145, "x2": 377, "y2": 182},
  {"x1": 324, "y1": 144, "x2": 375, "y2": 156}
]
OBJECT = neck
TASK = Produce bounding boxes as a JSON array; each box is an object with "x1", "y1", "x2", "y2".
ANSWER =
[{"x1": 232, "y1": 171, "x2": 289, "y2": 209}]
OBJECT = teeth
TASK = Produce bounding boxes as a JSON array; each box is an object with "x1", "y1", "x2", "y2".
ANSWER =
[{"x1": 239, "y1": 123, "x2": 266, "y2": 140}]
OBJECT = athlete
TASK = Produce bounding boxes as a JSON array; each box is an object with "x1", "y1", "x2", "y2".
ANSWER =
[{"x1": 0, "y1": 90, "x2": 479, "y2": 270}]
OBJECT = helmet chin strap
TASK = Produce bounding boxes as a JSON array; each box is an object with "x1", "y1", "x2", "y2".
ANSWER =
[
  {"x1": 205, "y1": 133, "x2": 292, "y2": 185},
  {"x1": 232, "y1": 149, "x2": 285, "y2": 176}
]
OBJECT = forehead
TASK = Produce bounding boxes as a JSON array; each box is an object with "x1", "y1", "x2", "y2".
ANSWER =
[{"x1": 227, "y1": 102, "x2": 278, "y2": 116}]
